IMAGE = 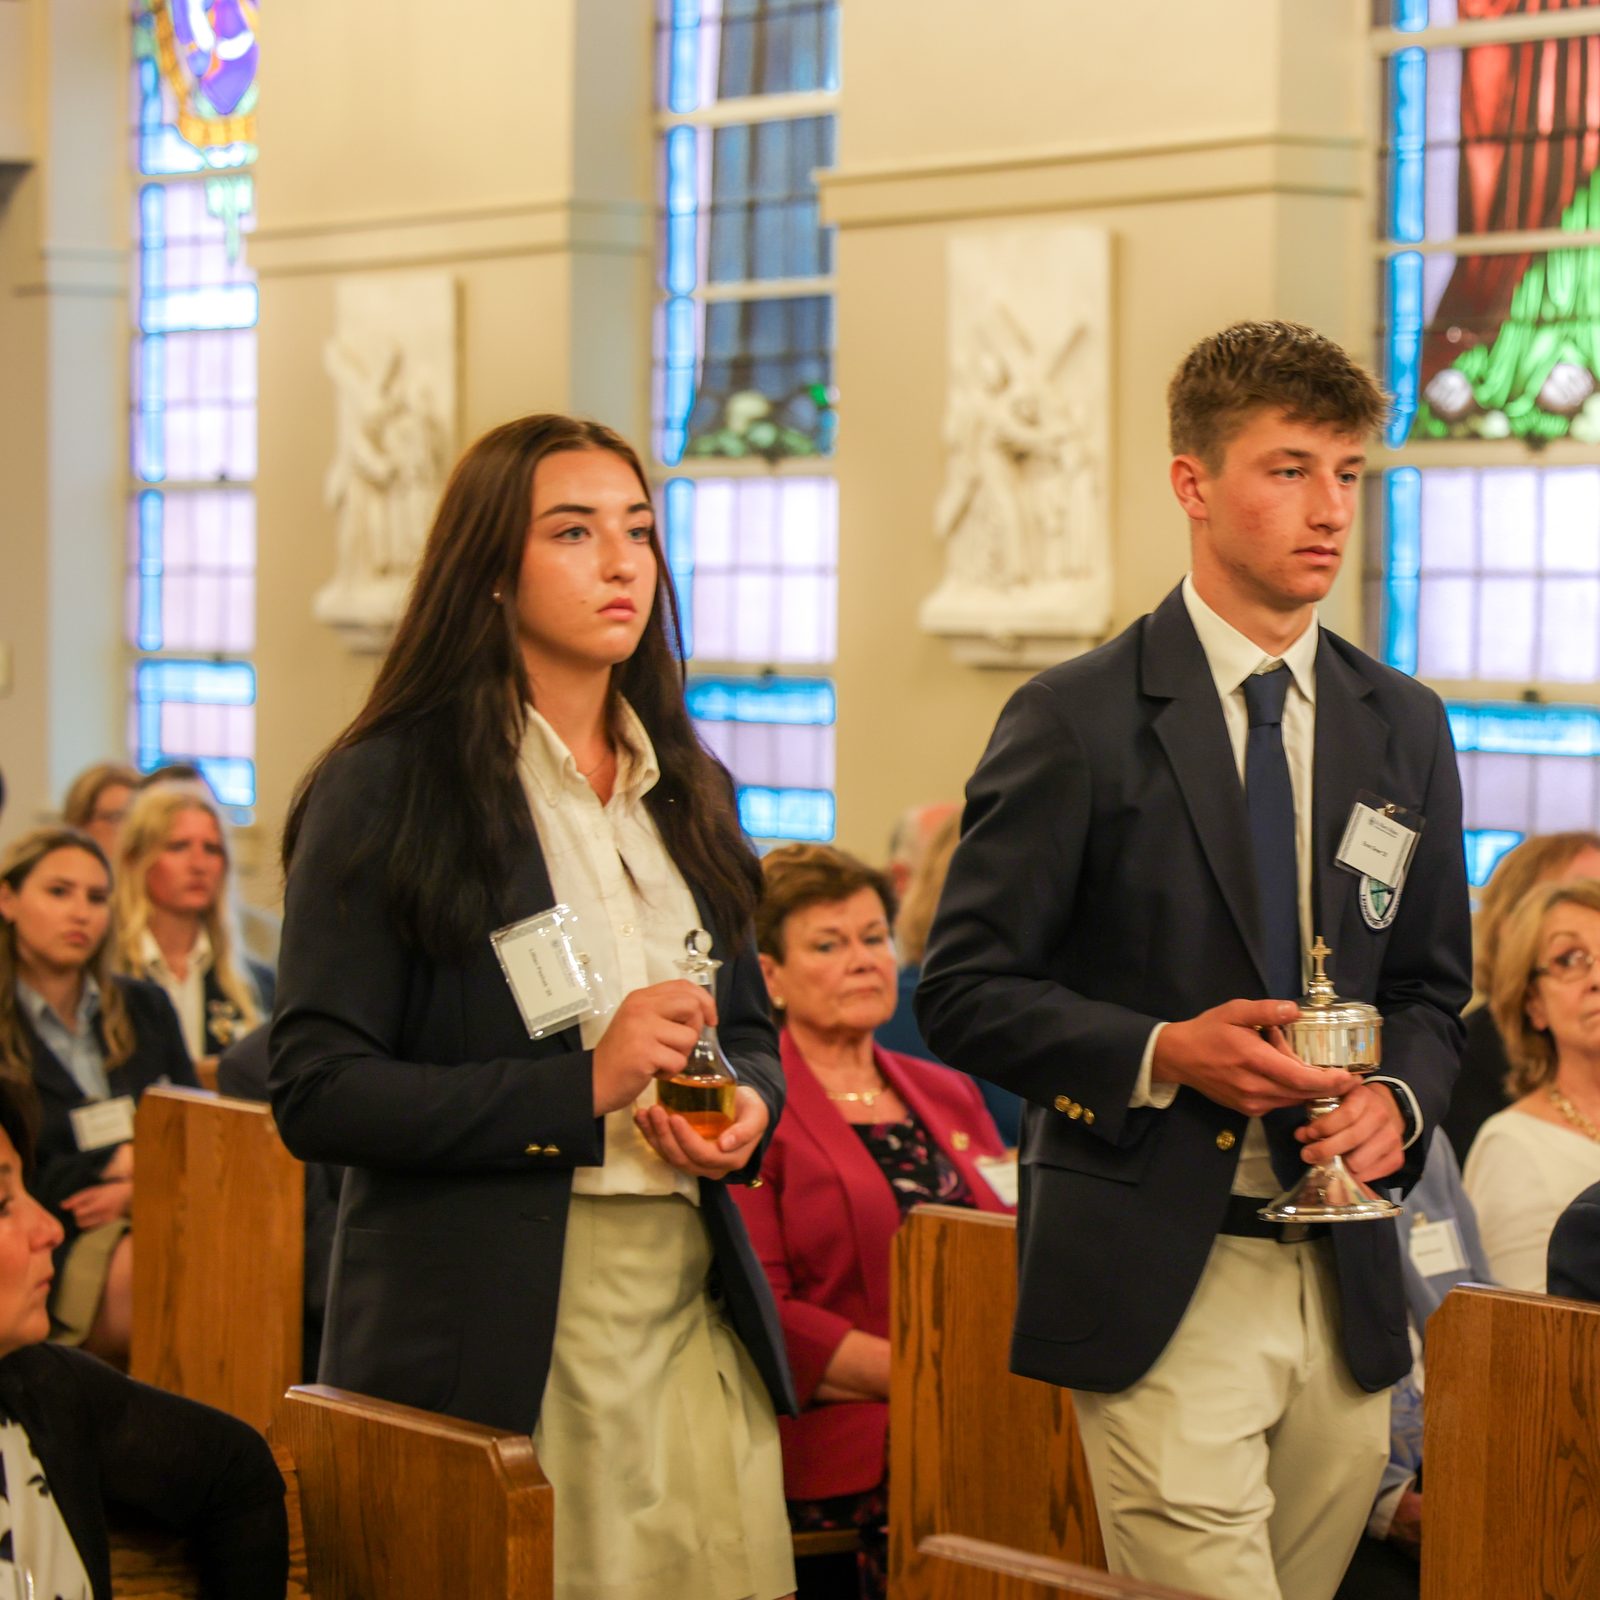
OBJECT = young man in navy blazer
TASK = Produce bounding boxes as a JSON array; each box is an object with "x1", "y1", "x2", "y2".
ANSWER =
[{"x1": 917, "y1": 321, "x2": 1471, "y2": 1600}]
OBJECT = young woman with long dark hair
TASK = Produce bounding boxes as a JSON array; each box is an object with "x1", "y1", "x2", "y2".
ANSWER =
[{"x1": 270, "y1": 415, "x2": 796, "y2": 1600}]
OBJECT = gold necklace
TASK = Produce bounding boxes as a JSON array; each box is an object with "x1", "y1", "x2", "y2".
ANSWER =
[
  {"x1": 825, "y1": 1087, "x2": 883, "y2": 1106},
  {"x1": 1548, "y1": 1085, "x2": 1600, "y2": 1144}
]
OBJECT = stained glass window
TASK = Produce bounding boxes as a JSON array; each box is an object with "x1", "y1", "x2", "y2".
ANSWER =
[
  {"x1": 1375, "y1": 5, "x2": 1600, "y2": 864},
  {"x1": 127, "y1": 1, "x2": 260, "y2": 807},
  {"x1": 655, "y1": 2, "x2": 839, "y2": 463},
  {"x1": 655, "y1": 3, "x2": 840, "y2": 842}
]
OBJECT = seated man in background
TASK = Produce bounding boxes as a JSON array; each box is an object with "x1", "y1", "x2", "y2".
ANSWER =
[{"x1": 1335, "y1": 1132, "x2": 1492, "y2": 1600}]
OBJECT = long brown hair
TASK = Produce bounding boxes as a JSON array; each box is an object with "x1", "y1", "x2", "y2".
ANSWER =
[
  {"x1": 283, "y1": 414, "x2": 759, "y2": 960},
  {"x1": 113, "y1": 783, "x2": 262, "y2": 1029},
  {"x1": 0, "y1": 828, "x2": 136, "y2": 1088}
]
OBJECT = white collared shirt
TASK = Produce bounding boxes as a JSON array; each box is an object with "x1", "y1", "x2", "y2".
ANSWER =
[
  {"x1": 515, "y1": 700, "x2": 704, "y2": 1202},
  {"x1": 140, "y1": 927, "x2": 213, "y2": 1061}
]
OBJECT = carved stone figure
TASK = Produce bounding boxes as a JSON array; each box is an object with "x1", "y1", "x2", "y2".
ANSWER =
[
  {"x1": 921, "y1": 226, "x2": 1113, "y2": 667},
  {"x1": 314, "y1": 272, "x2": 457, "y2": 651}
]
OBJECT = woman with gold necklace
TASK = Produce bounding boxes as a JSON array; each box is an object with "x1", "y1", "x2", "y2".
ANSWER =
[{"x1": 1466, "y1": 878, "x2": 1600, "y2": 1290}]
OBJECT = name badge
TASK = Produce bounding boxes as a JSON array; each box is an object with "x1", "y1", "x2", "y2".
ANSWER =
[
  {"x1": 975, "y1": 1154, "x2": 1020, "y2": 1208},
  {"x1": 1335, "y1": 793, "x2": 1423, "y2": 891},
  {"x1": 1408, "y1": 1215, "x2": 1467, "y2": 1279},
  {"x1": 70, "y1": 1095, "x2": 135, "y2": 1152},
  {"x1": 490, "y1": 905, "x2": 599, "y2": 1039}
]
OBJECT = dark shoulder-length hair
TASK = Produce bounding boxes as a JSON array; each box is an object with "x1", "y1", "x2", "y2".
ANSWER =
[{"x1": 283, "y1": 413, "x2": 760, "y2": 961}]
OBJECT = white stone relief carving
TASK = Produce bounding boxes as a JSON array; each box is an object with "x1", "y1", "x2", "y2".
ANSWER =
[
  {"x1": 921, "y1": 226, "x2": 1113, "y2": 668},
  {"x1": 314, "y1": 272, "x2": 457, "y2": 651}
]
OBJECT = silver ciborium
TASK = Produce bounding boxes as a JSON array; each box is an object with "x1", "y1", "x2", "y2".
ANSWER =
[{"x1": 1258, "y1": 936, "x2": 1400, "y2": 1223}]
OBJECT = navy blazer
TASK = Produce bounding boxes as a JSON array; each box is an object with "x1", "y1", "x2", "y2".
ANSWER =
[
  {"x1": 19, "y1": 975, "x2": 196, "y2": 1268},
  {"x1": 0, "y1": 1344, "x2": 286, "y2": 1600},
  {"x1": 268, "y1": 731, "x2": 796, "y2": 1433},
  {"x1": 917, "y1": 586, "x2": 1472, "y2": 1395},
  {"x1": 201, "y1": 961, "x2": 276, "y2": 1059},
  {"x1": 1547, "y1": 1178, "x2": 1600, "y2": 1302}
]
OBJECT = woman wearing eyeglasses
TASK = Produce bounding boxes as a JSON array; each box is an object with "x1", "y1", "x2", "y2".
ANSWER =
[{"x1": 1464, "y1": 879, "x2": 1600, "y2": 1291}]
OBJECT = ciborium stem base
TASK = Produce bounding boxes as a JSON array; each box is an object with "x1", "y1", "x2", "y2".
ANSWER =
[{"x1": 1257, "y1": 1095, "x2": 1401, "y2": 1223}]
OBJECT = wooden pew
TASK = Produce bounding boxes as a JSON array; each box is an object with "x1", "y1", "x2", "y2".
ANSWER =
[
  {"x1": 890, "y1": 1206, "x2": 1108, "y2": 1599},
  {"x1": 1423, "y1": 1284, "x2": 1600, "y2": 1600},
  {"x1": 914, "y1": 1536, "x2": 1224, "y2": 1599},
  {"x1": 131, "y1": 1085, "x2": 304, "y2": 1434},
  {"x1": 111, "y1": 1383, "x2": 554, "y2": 1599}
]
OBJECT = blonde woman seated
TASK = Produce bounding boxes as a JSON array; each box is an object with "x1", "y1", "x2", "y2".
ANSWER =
[
  {"x1": 734, "y1": 843, "x2": 1011, "y2": 1599},
  {"x1": 60, "y1": 762, "x2": 140, "y2": 860},
  {"x1": 0, "y1": 828, "x2": 195, "y2": 1364},
  {"x1": 113, "y1": 784, "x2": 272, "y2": 1071},
  {"x1": 1465, "y1": 878, "x2": 1600, "y2": 1291}
]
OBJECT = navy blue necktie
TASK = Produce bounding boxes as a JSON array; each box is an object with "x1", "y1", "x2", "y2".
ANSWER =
[
  {"x1": 1243, "y1": 667, "x2": 1306, "y2": 1185},
  {"x1": 1242, "y1": 667, "x2": 1301, "y2": 1000}
]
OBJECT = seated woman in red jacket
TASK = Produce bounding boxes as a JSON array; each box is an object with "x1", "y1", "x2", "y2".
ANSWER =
[{"x1": 734, "y1": 844, "x2": 1012, "y2": 1599}]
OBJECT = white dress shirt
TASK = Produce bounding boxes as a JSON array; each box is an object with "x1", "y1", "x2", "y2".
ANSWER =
[
  {"x1": 140, "y1": 927, "x2": 213, "y2": 1061},
  {"x1": 1131, "y1": 577, "x2": 1418, "y2": 1196},
  {"x1": 516, "y1": 700, "x2": 705, "y2": 1202}
]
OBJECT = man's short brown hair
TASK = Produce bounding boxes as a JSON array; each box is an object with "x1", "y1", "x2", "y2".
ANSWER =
[{"x1": 1167, "y1": 320, "x2": 1388, "y2": 467}]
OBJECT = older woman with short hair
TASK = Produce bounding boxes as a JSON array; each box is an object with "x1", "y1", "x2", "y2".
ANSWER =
[
  {"x1": 734, "y1": 843, "x2": 1011, "y2": 1599},
  {"x1": 1464, "y1": 878, "x2": 1600, "y2": 1291}
]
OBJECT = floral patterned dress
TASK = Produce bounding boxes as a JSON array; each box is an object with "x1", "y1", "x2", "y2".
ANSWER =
[{"x1": 786, "y1": 1114, "x2": 978, "y2": 1599}]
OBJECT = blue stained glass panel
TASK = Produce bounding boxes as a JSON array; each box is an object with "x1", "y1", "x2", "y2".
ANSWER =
[
  {"x1": 1388, "y1": 49, "x2": 1426, "y2": 244},
  {"x1": 705, "y1": 117, "x2": 835, "y2": 284},
  {"x1": 1383, "y1": 468, "x2": 1421, "y2": 675},
  {"x1": 683, "y1": 294, "x2": 834, "y2": 458},
  {"x1": 687, "y1": 675, "x2": 835, "y2": 724},
  {"x1": 1385, "y1": 252, "x2": 1424, "y2": 450},
  {"x1": 1465, "y1": 829, "x2": 1523, "y2": 888},
  {"x1": 1447, "y1": 701, "x2": 1600, "y2": 758},
  {"x1": 716, "y1": 1, "x2": 841, "y2": 99},
  {"x1": 737, "y1": 785, "x2": 835, "y2": 842}
]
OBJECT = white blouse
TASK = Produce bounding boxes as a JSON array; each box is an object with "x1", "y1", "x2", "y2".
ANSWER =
[
  {"x1": 0, "y1": 1417, "x2": 91, "y2": 1600},
  {"x1": 516, "y1": 701, "x2": 706, "y2": 1202},
  {"x1": 1463, "y1": 1107, "x2": 1600, "y2": 1292},
  {"x1": 139, "y1": 926, "x2": 213, "y2": 1061}
]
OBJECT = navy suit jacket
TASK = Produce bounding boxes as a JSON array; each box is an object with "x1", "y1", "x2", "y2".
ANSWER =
[
  {"x1": 19, "y1": 976, "x2": 196, "y2": 1269},
  {"x1": 1547, "y1": 1178, "x2": 1600, "y2": 1302},
  {"x1": 916, "y1": 585, "x2": 1472, "y2": 1395},
  {"x1": 268, "y1": 730, "x2": 796, "y2": 1433}
]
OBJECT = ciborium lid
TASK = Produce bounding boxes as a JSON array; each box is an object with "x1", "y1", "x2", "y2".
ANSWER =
[{"x1": 1282, "y1": 937, "x2": 1381, "y2": 1069}]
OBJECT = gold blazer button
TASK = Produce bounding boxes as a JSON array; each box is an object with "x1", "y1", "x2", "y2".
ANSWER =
[
  {"x1": 524, "y1": 1143, "x2": 545, "y2": 1156},
  {"x1": 1216, "y1": 1130, "x2": 1236, "y2": 1151},
  {"x1": 952, "y1": 1131, "x2": 970, "y2": 1150},
  {"x1": 1054, "y1": 1095, "x2": 1071, "y2": 1113},
  {"x1": 1083, "y1": 1110, "x2": 1095, "y2": 1126},
  {"x1": 544, "y1": 1145, "x2": 560, "y2": 1158},
  {"x1": 1068, "y1": 1103, "x2": 1083, "y2": 1119}
]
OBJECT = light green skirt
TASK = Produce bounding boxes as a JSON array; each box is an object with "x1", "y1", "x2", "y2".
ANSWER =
[{"x1": 534, "y1": 1193, "x2": 794, "y2": 1600}]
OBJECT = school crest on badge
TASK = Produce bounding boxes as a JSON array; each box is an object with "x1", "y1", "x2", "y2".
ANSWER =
[{"x1": 1359, "y1": 874, "x2": 1401, "y2": 930}]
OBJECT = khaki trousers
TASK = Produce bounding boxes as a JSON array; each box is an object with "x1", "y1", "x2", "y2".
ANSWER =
[{"x1": 1071, "y1": 1234, "x2": 1389, "y2": 1600}]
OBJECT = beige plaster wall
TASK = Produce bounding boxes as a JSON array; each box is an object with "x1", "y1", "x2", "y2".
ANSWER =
[
  {"x1": 824, "y1": 0, "x2": 1372, "y2": 859},
  {"x1": 0, "y1": 0, "x2": 125, "y2": 847},
  {"x1": 244, "y1": 0, "x2": 653, "y2": 905}
]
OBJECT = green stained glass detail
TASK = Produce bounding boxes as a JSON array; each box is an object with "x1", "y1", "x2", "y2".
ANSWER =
[
  {"x1": 1415, "y1": 170, "x2": 1600, "y2": 444},
  {"x1": 206, "y1": 174, "x2": 254, "y2": 263}
]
